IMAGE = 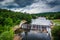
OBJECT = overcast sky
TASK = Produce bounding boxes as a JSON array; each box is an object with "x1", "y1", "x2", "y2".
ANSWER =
[{"x1": 0, "y1": 0, "x2": 60, "y2": 13}]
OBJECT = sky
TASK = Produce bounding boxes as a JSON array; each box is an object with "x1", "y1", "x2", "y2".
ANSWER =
[{"x1": 0, "y1": 0, "x2": 60, "y2": 14}]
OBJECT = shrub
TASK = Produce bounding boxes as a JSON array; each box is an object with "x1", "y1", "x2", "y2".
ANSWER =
[
  {"x1": 0, "y1": 30, "x2": 14, "y2": 40},
  {"x1": 51, "y1": 26, "x2": 60, "y2": 40},
  {"x1": 4, "y1": 17, "x2": 13, "y2": 26}
]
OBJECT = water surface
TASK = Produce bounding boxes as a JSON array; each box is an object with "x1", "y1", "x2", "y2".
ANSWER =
[{"x1": 21, "y1": 17, "x2": 51, "y2": 40}]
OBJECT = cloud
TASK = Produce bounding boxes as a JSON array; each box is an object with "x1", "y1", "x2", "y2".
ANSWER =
[
  {"x1": 43, "y1": 0, "x2": 60, "y2": 7},
  {"x1": 0, "y1": 0, "x2": 34, "y2": 8},
  {"x1": 0, "y1": 0, "x2": 24, "y2": 8},
  {"x1": 14, "y1": 0, "x2": 34, "y2": 7},
  {"x1": 15, "y1": 0, "x2": 60, "y2": 13},
  {"x1": 0, "y1": 0, "x2": 60, "y2": 13},
  {"x1": 0, "y1": 0, "x2": 4, "y2": 2}
]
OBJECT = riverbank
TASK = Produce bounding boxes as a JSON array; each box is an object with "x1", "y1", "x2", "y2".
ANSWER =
[
  {"x1": 13, "y1": 19, "x2": 60, "y2": 40},
  {"x1": 14, "y1": 17, "x2": 53, "y2": 40},
  {"x1": 52, "y1": 19, "x2": 60, "y2": 26},
  {"x1": 13, "y1": 20, "x2": 27, "y2": 40}
]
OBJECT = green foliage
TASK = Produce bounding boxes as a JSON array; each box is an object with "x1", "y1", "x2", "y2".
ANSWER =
[
  {"x1": 0, "y1": 9, "x2": 33, "y2": 40},
  {"x1": 52, "y1": 19, "x2": 60, "y2": 26},
  {"x1": 0, "y1": 25, "x2": 12, "y2": 34},
  {"x1": 0, "y1": 9, "x2": 32, "y2": 25},
  {"x1": 51, "y1": 26, "x2": 60, "y2": 40},
  {"x1": 32, "y1": 12, "x2": 60, "y2": 19},
  {"x1": 31, "y1": 15, "x2": 37, "y2": 19},
  {"x1": 0, "y1": 30, "x2": 14, "y2": 40},
  {"x1": 4, "y1": 17, "x2": 13, "y2": 26},
  {"x1": 15, "y1": 20, "x2": 21, "y2": 25},
  {"x1": 0, "y1": 9, "x2": 33, "y2": 33}
]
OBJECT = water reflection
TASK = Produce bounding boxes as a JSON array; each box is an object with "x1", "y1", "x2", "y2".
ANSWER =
[
  {"x1": 21, "y1": 17, "x2": 51, "y2": 40},
  {"x1": 21, "y1": 30, "x2": 51, "y2": 40}
]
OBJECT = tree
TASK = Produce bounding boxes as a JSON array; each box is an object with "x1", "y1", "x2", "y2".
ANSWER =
[
  {"x1": 0, "y1": 30, "x2": 14, "y2": 40},
  {"x1": 4, "y1": 17, "x2": 13, "y2": 26},
  {"x1": 51, "y1": 26, "x2": 60, "y2": 40}
]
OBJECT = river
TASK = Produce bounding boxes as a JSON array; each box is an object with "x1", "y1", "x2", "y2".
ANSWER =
[{"x1": 20, "y1": 17, "x2": 51, "y2": 40}]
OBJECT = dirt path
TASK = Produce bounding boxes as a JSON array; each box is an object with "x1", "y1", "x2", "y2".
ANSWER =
[{"x1": 13, "y1": 34, "x2": 23, "y2": 40}]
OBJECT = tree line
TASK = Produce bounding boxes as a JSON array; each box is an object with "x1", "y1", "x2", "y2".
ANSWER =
[{"x1": 31, "y1": 12, "x2": 60, "y2": 19}]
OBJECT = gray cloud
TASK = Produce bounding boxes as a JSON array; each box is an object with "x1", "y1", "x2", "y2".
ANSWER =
[
  {"x1": 14, "y1": 0, "x2": 34, "y2": 7},
  {"x1": 0, "y1": 0, "x2": 34, "y2": 8},
  {"x1": 46, "y1": 0, "x2": 60, "y2": 7},
  {"x1": 0, "y1": 0, "x2": 60, "y2": 13},
  {"x1": 0, "y1": 0, "x2": 4, "y2": 2}
]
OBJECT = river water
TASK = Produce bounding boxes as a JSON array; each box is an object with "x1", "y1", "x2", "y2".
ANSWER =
[{"x1": 21, "y1": 17, "x2": 51, "y2": 40}]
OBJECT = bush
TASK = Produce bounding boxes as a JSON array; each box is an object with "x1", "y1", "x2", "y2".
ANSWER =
[
  {"x1": 0, "y1": 30, "x2": 14, "y2": 40},
  {"x1": 51, "y1": 26, "x2": 60, "y2": 40},
  {"x1": 4, "y1": 17, "x2": 13, "y2": 26}
]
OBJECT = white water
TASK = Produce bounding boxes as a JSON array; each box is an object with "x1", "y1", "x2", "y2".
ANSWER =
[
  {"x1": 31, "y1": 17, "x2": 52, "y2": 26},
  {"x1": 31, "y1": 17, "x2": 51, "y2": 36},
  {"x1": 21, "y1": 17, "x2": 51, "y2": 40}
]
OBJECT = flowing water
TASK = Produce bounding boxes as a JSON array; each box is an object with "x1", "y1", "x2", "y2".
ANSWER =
[{"x1": 21, "y1": 17, "x2": 51, "y2": 40}]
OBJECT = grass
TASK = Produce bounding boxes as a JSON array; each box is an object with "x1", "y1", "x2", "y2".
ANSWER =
[{"x1": 52, "y1": 19, "x2": 60, "y2": 26}]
